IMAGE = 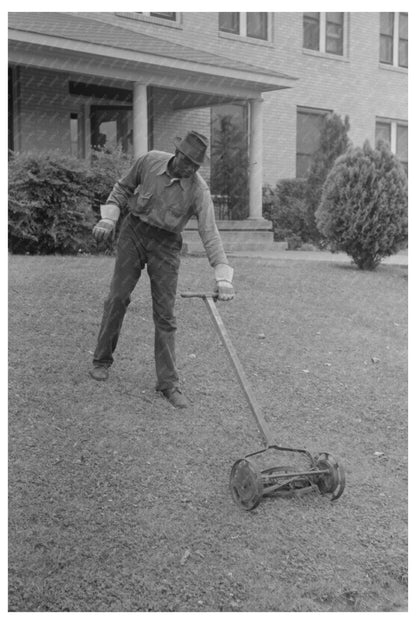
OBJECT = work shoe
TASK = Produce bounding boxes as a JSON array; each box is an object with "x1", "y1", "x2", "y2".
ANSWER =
[
  {"x1": 89, "y1": 365, "x2": 109, "y2": 381},
  {"x1": 161, "y1": 387, "x2": 189, "y2": 409}
]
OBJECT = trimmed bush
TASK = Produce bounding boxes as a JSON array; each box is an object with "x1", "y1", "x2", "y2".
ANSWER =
[
  {"x1": 315, "y1": 140, "x2": 408, "y2": 270},
  {"x1": 8, "y1": 148, "x2": 134, "y2": 255},
  {"x1": 8, "y1": 151, "x2": 96, "y2": 255}
]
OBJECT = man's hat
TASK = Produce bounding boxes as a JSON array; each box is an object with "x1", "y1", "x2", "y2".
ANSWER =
[{"x1": 173, "y1": 130, "x2": 209, "y2": 166}]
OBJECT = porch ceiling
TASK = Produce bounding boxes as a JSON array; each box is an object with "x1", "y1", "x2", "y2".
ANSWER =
[{"x1": 8, "y1": 12, "x2": 298, "y2": 100}]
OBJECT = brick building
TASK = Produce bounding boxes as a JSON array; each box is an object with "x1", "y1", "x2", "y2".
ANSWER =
[{"x1": 8, "y1": 12, "x2": 408, "y2": 247}]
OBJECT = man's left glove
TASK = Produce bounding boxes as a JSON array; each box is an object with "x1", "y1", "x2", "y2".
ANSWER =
[
  {"x1": 92, "y1": 204, "x2": 120, "y2": 242},
  {"x1": 214, "y1": 264, "x2": 234, "y2": 301}
]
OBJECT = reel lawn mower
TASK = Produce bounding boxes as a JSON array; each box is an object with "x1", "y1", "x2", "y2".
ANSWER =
[{"x1": 181, "y1": 293, "x2": 346, "y2": 511}]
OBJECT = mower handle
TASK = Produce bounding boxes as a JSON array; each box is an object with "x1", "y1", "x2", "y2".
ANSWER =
[
  {"x1": 180, "y1": 292, "x2": 218, "y2": 300},
  {"x1": 180, "y1": 289, "x2": 275, "y2": 447}
]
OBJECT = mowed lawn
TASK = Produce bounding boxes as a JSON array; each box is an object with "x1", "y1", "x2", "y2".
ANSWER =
[{"x1": 8, "y1": 253, "x2": 408, "y2": 612}]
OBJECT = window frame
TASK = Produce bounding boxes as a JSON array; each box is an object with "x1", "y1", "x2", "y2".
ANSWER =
[
  {"x1": 219, "y1": 12, "x2": 271, "y2": 43},
  {"x1": 379, "y1": 12, "x2": 408, "y2": 68},
  {"x1": 303, "y1": 12, "x2": 347, "y2": 58},
  {"x1": 375, "y1": 117, "x2": 408, "y2": 172}
]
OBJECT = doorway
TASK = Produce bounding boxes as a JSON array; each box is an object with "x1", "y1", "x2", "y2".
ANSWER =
[{"x1": 90, "y1": 106, "x2": 133, "y2": 155}]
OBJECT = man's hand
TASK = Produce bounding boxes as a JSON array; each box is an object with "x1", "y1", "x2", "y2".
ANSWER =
[
  {"x1": 214, "y1": 263, "x2": 234, "y2": 301},
  {"x1": 92, "y1": 218, "x2": 116, "y2": 242},
  {"x1": 215, "y1": 280, "x2": 234, "y2": 301},
  {"x1": 93, "y1": 203, "x2": 120, "y2": 242}
]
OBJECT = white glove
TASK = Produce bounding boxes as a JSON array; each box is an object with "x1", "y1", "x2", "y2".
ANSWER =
[
  {"x1": 92, "y1": 204, "x2": 120, "y2": 242},
  {"x1": 214, "y1": 263, "x2": 234, "y2": 301}
]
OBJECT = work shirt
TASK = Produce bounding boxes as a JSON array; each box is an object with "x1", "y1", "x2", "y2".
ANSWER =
[{"x1": 107, "y1": 150, "x2": 228, "y2": 267}]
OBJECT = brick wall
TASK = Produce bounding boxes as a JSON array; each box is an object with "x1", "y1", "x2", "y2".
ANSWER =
[
  {"x1": 99, "y1": 12, "x2": 407, "y2": 185},
  {"x1": 13, "y1": 12, "x2": 408, "y2": 190}
]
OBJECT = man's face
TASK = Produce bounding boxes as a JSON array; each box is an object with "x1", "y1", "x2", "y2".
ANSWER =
[{"x1": 171, "y1": 151, "x2": 200, "y2": 178}]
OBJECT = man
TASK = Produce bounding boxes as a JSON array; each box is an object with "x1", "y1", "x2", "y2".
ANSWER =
[{"x1": 90, "y1": 130, "x2": 234, "y2": 409}]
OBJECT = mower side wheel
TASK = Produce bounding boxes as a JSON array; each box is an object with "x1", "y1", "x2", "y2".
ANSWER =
[
  {"x1": 314, "y1": 453, "x2": 346, "y2": 501},
  {"x1": 229, "y1": 459, "x2": 264, "y2": 511}
]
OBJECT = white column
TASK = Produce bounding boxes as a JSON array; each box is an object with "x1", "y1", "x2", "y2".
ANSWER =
[
  {"x1": 248, "y1": 97, "x2": 264, "y2": 219},
  {"x1": 133, "y1": 83, "x2": 148, "y2": 158}
]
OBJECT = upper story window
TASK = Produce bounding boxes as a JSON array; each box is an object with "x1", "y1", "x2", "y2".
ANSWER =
[
  {"x1": 219, "y1": 13, "x2": 268, "y2": 41},
  {"x1": 117, "y1": 12, "x2": 180, "y2": 26},
  {"x1": 380, "y1": 13, "x2": 408, "y2": 68},
  {"x1": 147, "y1": 12, "x2": 176, "y2": 21},
  {"x1": 303, "y1": 12, "x2": 344, "y2": 56}
]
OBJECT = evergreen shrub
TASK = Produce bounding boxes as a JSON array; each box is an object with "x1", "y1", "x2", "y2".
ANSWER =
[
  {"x1": 315, "y1": 140, "x2": 408, "y2": 270},
  {"x1": 304, "y1": 113, "x2": 350, "y2": 243},
  {"x1": 8, "y1": 151, "x2": 96, "y2": 254},
  {"x1": 267, "y1": 179, "x2": 309, "y2": 242},
  {"x1": 8, "y1": 148, "x2": 134, "y2": 255}
]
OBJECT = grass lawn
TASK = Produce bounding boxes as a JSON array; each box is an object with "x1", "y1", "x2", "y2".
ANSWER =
[{"x1": 8, "y1": 253, "x2": 408, "y2": 612}]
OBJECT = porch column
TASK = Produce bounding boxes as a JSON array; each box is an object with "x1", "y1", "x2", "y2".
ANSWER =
[
  {"x1": 248, "y1": 97, "x2": 264, "y2": 219},
  {"x1": 133, "y1": 83, "x2": 148, "y2": 158}
]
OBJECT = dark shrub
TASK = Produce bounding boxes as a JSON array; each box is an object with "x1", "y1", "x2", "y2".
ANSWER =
[
  {"x1": 8, "y1": 151, "x2": 96, "y2": 255},
  {"x1": 267, "y1": 179, "x2": 309, "y2": 242},
  {"x1": 305, "y1": 113, "x2": 351, "y2": 243},
  {"x1": 316, "y1": 140, "x2": 408, "y2": 270}
]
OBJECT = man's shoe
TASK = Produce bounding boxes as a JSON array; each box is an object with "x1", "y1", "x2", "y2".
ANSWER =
[
  {"x1": 89, "y1": 365, "x2": 109, "y2": 381},
  {"x1": 161, "y1": 387, "x2": 189, "y2": 409}
]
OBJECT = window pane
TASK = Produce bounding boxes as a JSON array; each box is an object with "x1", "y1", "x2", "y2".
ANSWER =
[
  {"x1": 326, "y1": 12, "x2": 343, "y2": 25},
  {"x1": 247, "y1": 13, "x2": 268, "y2": 40},
  {"x1": 296, "y1": 110, "x2": 327, "y2": 177},
  {"x1": 399, "y1": 13, "x2": 408, "y2": 67},
  {"x1": 375, "y1": 122, "x2": 391, "y2": 147},
  {"x1": 326, "y1": 13, "x2": 343, "y2": 55},
  {"x1": 303, "y1": 13, "x2": 319, "y2": 50},
  {"x1": 149, "y1": 12, "x2": 176, "y2": 21},
  {"x1": 380, "y1": 35, "x2": 393, "y2": 64},
  {"x1": 396, "y1": 125, "x2": 408, "y2": 161},
  {"x1": 399, "y1": 13, "x2": 408, "y2": 38},
  {"x1": 219, "y1": 13, "x2": 239, "y2": 34},
  {"x1": 399, "y1": 41, "x2": 408, "y2": 67},
  {"x1": 380, "y1": 12, "x2": 394, "y2": 35}
]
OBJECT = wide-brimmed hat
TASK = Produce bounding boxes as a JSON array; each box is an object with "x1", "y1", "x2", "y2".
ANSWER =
[{"x1": 173, "y1": 130, "x2": 209, "y2": 166}]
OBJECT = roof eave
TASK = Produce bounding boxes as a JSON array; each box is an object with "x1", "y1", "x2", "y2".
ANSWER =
[{"x1": 8, "y1": 29, "x2": 297, "y2": 93}]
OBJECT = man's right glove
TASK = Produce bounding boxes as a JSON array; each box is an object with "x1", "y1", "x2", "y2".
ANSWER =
[
  {"x1": 214, "y1": 263, "x2": 234, "y2": 301},
  {"x1": 92, "y1": 204, "x2": 120, "y2": 242}
]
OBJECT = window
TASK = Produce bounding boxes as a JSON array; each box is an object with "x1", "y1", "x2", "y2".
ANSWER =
[
  {"x1": 119, "y1": 12, "x2": 179, "y2": 25},
  {"x1": 376, "y1": 119, "x2": 408, "y2": 174},
  {"x1": 219, "y1": 13, "x2": 268, "y2": 41},
  {"x1": 219, "y1": 12, "x2": 239, "y2": 34},
  {"x1": 149, "y1": 12, "x2": 176, "y2": 21},
  {"x1": 246, "y1": 13, "x2": 268, "y2": 40},
  {"x1": 296, "y1": 107, "x2": 331, "y2": 178},
  {"x1": 325, "y1": 13, "x2": 344, "y2": 55},
  {"x1": 303, "y1": 13, "x2": 319, "y2": 50},
  {"x1": 303, "y1": 12, "x2": 345, "y2": 56},
  {"x1": 379, "y1": 12, "x2": 407, "y2": 68}
]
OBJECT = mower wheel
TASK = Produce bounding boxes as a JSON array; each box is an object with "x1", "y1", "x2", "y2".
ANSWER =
[
  {"x1": 314, "y1": 453, "x2": 346, "y2": 500},
  {"x1": 229, "y1": 458, "x2": 264, "y2": 510}
]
